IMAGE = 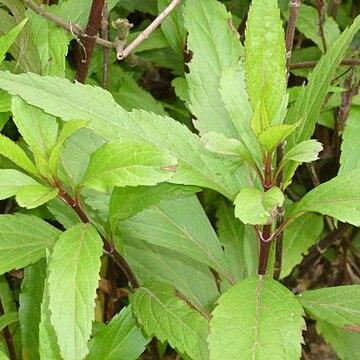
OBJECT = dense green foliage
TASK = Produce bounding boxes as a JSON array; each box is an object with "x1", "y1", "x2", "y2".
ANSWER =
[{"x1": 0, "y1": 0, "x2": 360, "y2": 359}]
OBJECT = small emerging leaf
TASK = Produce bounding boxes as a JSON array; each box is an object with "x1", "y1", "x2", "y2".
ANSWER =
[
  {"x1": 82, "y1": 142, "x2": 178, "y2": 192},
  {"x1": 0, "y1": 169, "x2": 38, "y2": 200},
  {"x1": 16, "y1": 184, "x2": 58, "y2": 209},
  {"x1": 234, "y1": 187, "x2": 284, "y2": 225},
  {"x1": 282, "y1": 139, "x2": 323, "y2": 164},
  {"x1": 258, "y1": 123, "x2": 298, "y2": 151},
  {"x1": 0, "y1": 134, "x2": 38, "y2": 175}
]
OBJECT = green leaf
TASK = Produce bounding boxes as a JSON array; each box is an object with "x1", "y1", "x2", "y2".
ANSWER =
[
  {"x1": 0, "y1": 18, "x2": 28, "y2": 65},
  {"x1": 208, "y1": 276, "x2": 304, "y2": 360},
  {"x1": 285, "y1": 15, "x2": 360, "y2": 182},
  {"x1": 0, "y1": 134, "x2": 38, "y2": 175},
  {"x1": 12, "y1": 96, "x2": 58, "y2": 161},
  {"x1": 109, "y1": 183, "x2": 199, "y2": 226},
  {"x1": 286, "y1": 4, "x2": 340, "y2": 52},
  {"x1": 234, "y1": 187, "x2": 284, "y2": 225},
  {"x1": 292, "y1": 170, "x2": 360, "y2": 226},
  {"x1": 0, "y1": 169, "x2": 38, "y2": 200},
  {"x1": 201, "y1": 132, "x2": 253, "y2": 163},
  {"x1": 124, "y1": 237, "x2": 219, "y2": 314},
  {"x1": 281, "y1": 213, "x2": 323, "y2": 279},
  {"x1": 219, "y1": 61, "x2": 260, "y2": 162},
  {"x1": 16, "y1": 184, "x2": 59, "y2": 209},
  {"x1": 19, "y1": 259, "x2": 47, "y2": 360},
  {"x1": 119, "y1": 195, "x2": 232, "y2": 283},
  {"x1": 48, "y1": 223, "x2": 103, "y2": 360},
  {"x1": 184, "y1": 0, "x2": 244, "y2": 137},
  {"x1": 0, "y1": 312, "x2": 17, "y2": 332},
  {"x1": 0, "y1": 214, "x2": 60, "y2": 275},
  {"x1": 258, "y1": 123, "x2": 298, "y2": 151},
  {"x1": 27, "y1": 9, "x2": 69, "y2": 76},
  {"x1": 158, "y1": 0, "x2": 185, "y2": 57},
  {"x1": 282, "y1": 139, "x2": 323, "y2": 164},
  {"x1": 48, "y1": 120, "x2": 89, "y2": 176},
  {"x1": 340, "y1": 107, "x2": 360, "y2": 175},
  {"x1": 82, "y1": 142, "x2": 177, "y2": 192},
  {"x1": 298, "y1": 285, "x2": 360, "y2": 328},
  {"x1": 316, "y1": 319, "x2": 360, "y2": 360},
  {"x1": 87, "y1": 305, "x2": 150, "y2": 360},
  {"x1": 216, "y1": 201, "x2": 258, "y2": 281},
  {"x1": 39, "y1": 264, "x2": 62, "y2": 360},
  {"x1": 0, "y1": 72, "x2": 242, "y2": 200},
  {"x1": 245, "y1": 0, "x2": 286, "y2": 121},
  {"x1": 132, "y1": 281, "x2": 209, "y2": 360}
]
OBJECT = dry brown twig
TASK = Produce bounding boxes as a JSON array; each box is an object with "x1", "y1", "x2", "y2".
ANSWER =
[{"x1": 23, "y1": 0, "x2": 182, "y2": 61}]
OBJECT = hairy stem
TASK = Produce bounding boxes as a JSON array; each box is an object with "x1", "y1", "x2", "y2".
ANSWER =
[
  {"x1": 0, "y1": 299, "x2": 16, "y2": 360},
  {"x1": 285, "y1": 0, "x2": 301, "y2": 76},
  {"x1": 101, "y1": 0, "x2": 109, "y2": 89},
  {"x1": 76, "y1": 0, "x2": 105, "y2": 83},
  {"x1": 258, "y1": 225, "x2": 272, "y2": 275}
]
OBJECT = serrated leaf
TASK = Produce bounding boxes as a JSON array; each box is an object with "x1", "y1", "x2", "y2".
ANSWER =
[
  {"x1": 184, "y1": 0, "x2": 244, "y2": 137},
  {"x1": 27, "y1": 9, "x2": 69, "y2": 76},
  {"x1": 0, "y1": 18, "x2": 27, "y2": 65},
  {"x1": 234, "y1": 187, "x2": 284, "y2": 225},
  {"x1": 0, "y1": 134, "x2": 38, "y2": 175},
  {"x1": 219, "y1": 61, "x2": 260, "y2": 162},
  {"x1": 201, "y1": 132, "x2": 253, "y2": 163},
  {"x1": 48, "y1": 120, "x2": 88, "y2": 176},
  {"x1": 245, "y1": 0, "x2": 286, "y2": 121},
  {"x1": 12, "y1": 96, "x2": 58, "y2": 160},
  {"x1": 298, "y1": 285, "x2": 360, "y2": 328},
  {"x1": 282, "y1": 139, "x2": 323, "y2": 164},
  {"x1": 48, "y1": 223, "x2": 103, "y2": 360},
  {"x1": 39, "y1": 265, "x2": 62, "y2": 360},
  {"x1": 0, "y1": 312, "x2": 17, "y2": 332},
  {"x1": 109, "y1": 183, "x2": 199, "y2": 227},
  {"x1": 208, "y1": 276, "x2": 304, "y2": 360},
  {"x1": 82, "y1": 142, "x2": 177, "y2": 192},
  {"x1": 285, "y1": 15, "x2": 360, "y2": 183},
  {"x1": 132, "y1": 281, "x2": 209, "y2": 360},
  {"x1": 19, "y1": 259, "x2": 47, "y2": 360},
  {"x1": 258, "y1": 123, "x2": 298, "y2": 151},
  {"x1": 0, "y1": 72, "x2": 242, "y2": 200},
  {"x1": 340, "y1": 107, "x2": 360, "y2": 175},
  {"x1": 316, "y1": 319, "x2": 360, "y2": 360},
  {"x1": 119, "y1": 195, "x2": 232, "y2": 283},
  {"x1": 0, "y1": 169, "x2": 38, "y2": 200},
  {"x1": 281, "y1": 213, "x2": 323, "y2": 279},
  {"x1": 292, "y1": 170, "x2": 360, "y2": 226},
  {"x1": 124, "y1": 238, "x2": 219, "y2": 314},
  {"x1": 16, "y1": 184, "x2": 58, "y2": 209},
  {"x1": 0, "y1": 214, "x2": 60, "y2": 275},
  {"x1": 87, "y1": 305, "x2": 150, "y2": 360}
]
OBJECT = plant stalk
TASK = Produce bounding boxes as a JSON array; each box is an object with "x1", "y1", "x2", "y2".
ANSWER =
[
  {"x1": 76, "y1": 0, "x2": 106, "y2": 83},
  {"x1": 0, "y1": 299, "x2": 16, "y2": 360}
]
